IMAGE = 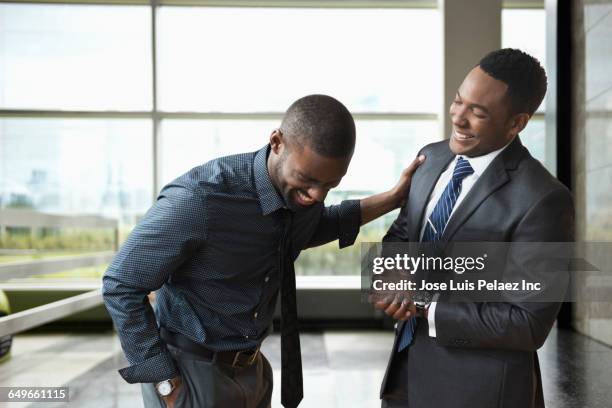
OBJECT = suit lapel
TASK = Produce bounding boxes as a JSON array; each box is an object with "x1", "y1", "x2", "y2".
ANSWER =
[
  {"x1": 408, "y1": 147, "x2": 454, "y2": 241},
  {"x1": 440, "y1": 160, "x2": 509, "y2": 245},
  {"x1": 440, "y1": 137, "x2": 525, "y2": 246}
]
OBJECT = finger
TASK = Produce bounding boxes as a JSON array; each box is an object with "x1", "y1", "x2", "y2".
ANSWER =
[
  {"x1": 374, "y1": 296, "x2": 392, "y2": 310},
  {"x1": 403, "y1": 302, "x2": 417, "y2": 320},
  {"x1": 396, "y1": 298, "x2": 417, "y2": 320},
  {"x1": 384, "y1": 296, "x2": 403, "y2": 316},
  {"x1": 404, "y1": 155, "x2": 426, "y2": 176},
  {"x1": 370, "y1": 292, "x2": 390, "y2": 304},
  {"x1": 402, "y1": 311, "x2": 413, "y2": 320},
  {"x1": 374, "y1": 301, "x2": 391, "y2": 311},
  {"x1": 392, "y1": 301, "x2": 409, "y2": 320},
  {"x1": 396, "y1": 310, "x2": 412, "y2": 321},
  {"x1": 384, "y1": 302, "x2": 400, "y2": 316},
  {"x1": 402, "y1": 155, "x2": 425, "y2": 179},
  {"x1": 408, "y1": 303, "x2": 417, "y2": 315}
]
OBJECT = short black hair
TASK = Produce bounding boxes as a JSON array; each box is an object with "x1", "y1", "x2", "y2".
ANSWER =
[
  {"x1": 478, "y1": 48, "x2": 547, "y2": 116},
  {"x1": 280, "y1": 94, "x2": 356, "y2": 158}
]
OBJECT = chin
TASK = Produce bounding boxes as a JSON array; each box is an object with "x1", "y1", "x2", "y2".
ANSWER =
[
  {"x1": 280, "y1": 192, "x2": 305, "y2": 212},
  {"x1": 451, "y1": 134, "x2": 488, "y2": 157},
  {"x1": 286, "y1": 190, "x2": 318, "y2": 212},
  {"x1": 449, "y1": 139, "x2": 472, "y2": 156}
]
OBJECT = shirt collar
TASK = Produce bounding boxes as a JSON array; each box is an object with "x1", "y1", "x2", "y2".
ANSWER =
[
  {"x1": 457, "y1": 138, "x2": 513, "y2": 177},
  {"x1": 254, "y1": 145, "x2": 286, "y2": 215}
]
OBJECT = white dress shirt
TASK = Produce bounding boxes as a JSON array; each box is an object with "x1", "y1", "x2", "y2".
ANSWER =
[{"x1": 424, "y1": 141, "x2": 512, "y2": 337}]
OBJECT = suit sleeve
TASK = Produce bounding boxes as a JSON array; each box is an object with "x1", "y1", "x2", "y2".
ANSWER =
[
  {"x1": 102, "y1": 183, "x2": 206, "y2": 383},
  {"x1": 433, "y1": 187, "x2": 574, "y2": 351},
  {"x1": 382, "y1": 147, "x2": 426, "y2": 244},
  {"x1": 382, "y1": 203, "x2": 412, "y2": 243}
]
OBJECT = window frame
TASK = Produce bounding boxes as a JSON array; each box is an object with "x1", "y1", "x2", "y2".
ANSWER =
[{"x1": 0, "y1": 0, "x2": 545, "y2": 286}]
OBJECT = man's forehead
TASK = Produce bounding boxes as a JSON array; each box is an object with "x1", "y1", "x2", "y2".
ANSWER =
[
  {"x1": 291, "y1": 145, "x2": 349, "y2": 181},
  {"x1": 459, "y1": 67, "x2": 509, "y2": 105}
]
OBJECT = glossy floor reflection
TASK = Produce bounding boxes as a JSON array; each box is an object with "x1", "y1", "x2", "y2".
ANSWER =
[{"x1": 0, "y1": 328, "x2": 610, "y2": 407}]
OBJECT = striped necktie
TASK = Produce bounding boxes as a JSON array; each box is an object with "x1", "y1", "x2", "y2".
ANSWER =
[{"x1": 397, "y1": 157, "x2": 474, "y2": 351}]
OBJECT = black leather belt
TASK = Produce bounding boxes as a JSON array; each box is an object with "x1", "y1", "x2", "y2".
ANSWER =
[{"x1": 160, "y1": 328, "x2": 260, "y2": 368}]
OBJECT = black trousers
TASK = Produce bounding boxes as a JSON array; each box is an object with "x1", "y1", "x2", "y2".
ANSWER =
[{"x1": 381, "y1": 347, "x2": 410, "y2": 408}]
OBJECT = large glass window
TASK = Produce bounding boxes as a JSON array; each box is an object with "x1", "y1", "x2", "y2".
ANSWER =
[
  {"x1": 158, "y1": 8, "x2": 441, "y2": 113},
  {"x1": 502, "y1": 8, "x2": 547, "y2": 167},
  {"x1": 0, "y1": 4, "x2": 152, "y2": 110},
  {"x1": 156, "y1": 7, "x2": 442, "y2": 277},
  {"x1": 0, "y1": 118, "x2": 152, "y2": 222},
  {"x1": 159, "y1": 120, "x2": 276, "y2": 186},
  {"x1": 0, "y1": 118, "x2": 152, "y2": 281},
  {"x1": 0, "y1": 4, "x2": 548, "y2": 282},
  {"x1": 0, "y1": 3, "x2": 153, "y2": 284},
  {"x1": 502, "y1": 9, "x2": 546, "y2": 75}
]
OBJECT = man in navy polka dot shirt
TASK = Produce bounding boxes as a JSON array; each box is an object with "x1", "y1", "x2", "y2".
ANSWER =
[{"x1": 103, "y1": 94, "x2": 424, "y2": 408}]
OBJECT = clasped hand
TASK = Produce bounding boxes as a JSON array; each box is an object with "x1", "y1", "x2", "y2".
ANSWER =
[{"x1": 369, "y1": 292, "x2": 423, "y2": 321}]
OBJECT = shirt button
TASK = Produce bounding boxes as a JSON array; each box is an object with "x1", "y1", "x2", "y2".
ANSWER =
[
  {"x1": 245, "y1": 335, "x2": 250, "y2": 339},
  {"x1": 254, "y1": 312, "x2": 259, "y2": 319},
  {"x1": 264, "y1": 276, "x2": 270, "y2": 283}
]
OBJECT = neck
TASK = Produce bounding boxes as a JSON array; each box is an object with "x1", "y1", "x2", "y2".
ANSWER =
[{"x1": 266, "y1": 147, "x2": 283, "y2": 196}]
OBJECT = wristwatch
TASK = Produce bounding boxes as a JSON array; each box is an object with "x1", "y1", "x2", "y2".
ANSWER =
[
  {"x1": 413, "y1": 291, "x2": 433, "y2": 318},
  {"x1": 414, "y1": 300, "x2": 431, "y2": 318},
  {"x1": 155, "y1": 377, "x2": 179, "y2": 397}
]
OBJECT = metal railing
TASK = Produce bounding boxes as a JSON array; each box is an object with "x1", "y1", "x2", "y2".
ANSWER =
[{"x1": 0, "y1": 209, "x2": 118, "y2": 337}]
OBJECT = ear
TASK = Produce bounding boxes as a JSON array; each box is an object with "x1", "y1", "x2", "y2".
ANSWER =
[
  {"x1": 269, "y1": 129, "x2": 284, "y2": 154},
  {"x1": 509, "y1": 113, "x2": 530, "y2": 137}
]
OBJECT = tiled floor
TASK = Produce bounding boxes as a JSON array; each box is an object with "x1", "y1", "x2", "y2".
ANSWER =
[{"x1": 0, "y1": 328, "x2": 610, "y2": 407}]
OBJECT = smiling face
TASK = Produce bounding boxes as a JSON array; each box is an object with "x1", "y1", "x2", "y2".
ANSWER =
[
  {"x1": 267, "y1": 129, "x2": 351, "y2": 211},
  {"x1": 449, "y1": 66, "x2": 529, "y2": 157}
]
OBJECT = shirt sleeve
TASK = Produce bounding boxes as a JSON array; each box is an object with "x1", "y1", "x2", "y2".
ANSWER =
[
  {"x1": 102, "y1": 182, "x2": 207, "y2": 383},
  {"x1": 305, "y1": 199, "x2": 362, "y2": 249},
  {"x1": 427, "y1": 294, "x2": 440, "y2": 337}
]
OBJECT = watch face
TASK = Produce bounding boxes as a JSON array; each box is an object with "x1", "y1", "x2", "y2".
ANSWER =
[
  {"x1": 157, "y1": 381, "x2": 172, "y2": 396},
  {"x1": 414, "y1": 301, "x2": 426, "y2": 309}
]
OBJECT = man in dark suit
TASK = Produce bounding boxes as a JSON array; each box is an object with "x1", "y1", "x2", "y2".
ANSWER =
[{"x1": 375, "y1": 49, "x2": 574, "y2": 408}]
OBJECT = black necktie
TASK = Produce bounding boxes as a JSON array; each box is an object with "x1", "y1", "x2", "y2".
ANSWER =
[{"x1": 280, "y1": 210, "x2": 303, "y2": 408}]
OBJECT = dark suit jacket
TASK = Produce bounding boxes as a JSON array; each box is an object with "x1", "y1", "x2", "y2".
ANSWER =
[{"x1": 380, "y1": 137, "x2": 574, "y2": 408}]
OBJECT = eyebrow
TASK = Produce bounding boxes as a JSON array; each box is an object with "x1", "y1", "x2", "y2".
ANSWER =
[
  {"x1": 456, "y1": 91, "x2": 490, "y2": 114},
  {"x1": 296, "y1": 171, "x2": 319, "y2": 183}
]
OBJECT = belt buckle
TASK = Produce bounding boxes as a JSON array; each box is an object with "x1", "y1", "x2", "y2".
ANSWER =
[{"x1": 231, "y1": 347, "x2": 260, "y2": 368}]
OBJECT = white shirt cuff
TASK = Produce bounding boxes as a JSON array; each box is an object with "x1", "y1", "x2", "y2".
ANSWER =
[{"x1": 427, "y1": 294, "x2": 440, "y2": 337}]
